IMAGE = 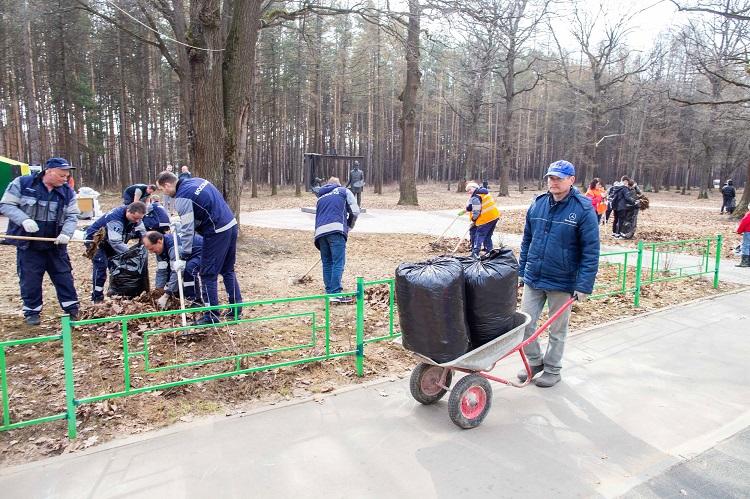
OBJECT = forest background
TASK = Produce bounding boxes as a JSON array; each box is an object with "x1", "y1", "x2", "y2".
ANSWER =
[{"x1": 0, "y1": 0, "x2": 748, "y2": 214}]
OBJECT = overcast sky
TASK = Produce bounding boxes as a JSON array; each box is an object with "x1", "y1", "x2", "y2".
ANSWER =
[{"x1": 545, "y1": 0, "x2": 687, "y2": 53}]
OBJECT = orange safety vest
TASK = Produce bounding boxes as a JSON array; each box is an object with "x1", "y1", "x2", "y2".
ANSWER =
[{"x1": 475, "y1": 193, "x2": 500, "y2": 225}]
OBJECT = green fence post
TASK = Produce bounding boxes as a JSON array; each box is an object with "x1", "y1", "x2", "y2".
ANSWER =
[
  {"x1": 356, "y1": 277, "x2": 365, "y2": 377},
  {"x1": 0, "y1": 347, "x2": 9, "y2": 428},
  {"x1": 61, "y1": 315, "x2": 77, "y2": 439},
  {"x1": 714, "y1": 234, "x2": 722, "y2": 289},
  {"x1": 634, "y1": 241, "x2": 644, "y2": 307}
]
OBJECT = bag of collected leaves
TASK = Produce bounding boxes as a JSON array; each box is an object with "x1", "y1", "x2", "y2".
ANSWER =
[
  {"x1": 108, "y1": 244, "x2": 150, "y2": 297},
  {"x1": 458, "y1": 248, "x2": 519, "y2": 347},
  {"x1": 395, "y1": 256, "x2": 471, "y2": 363}
]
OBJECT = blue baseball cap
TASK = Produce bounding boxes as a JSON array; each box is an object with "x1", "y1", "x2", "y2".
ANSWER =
[
  {"x1": 544, "y1": 160, "x2": 575, "y2": 178},
  {"x1": 44, "y1": 157, "x2": 75, "y2": 170}
]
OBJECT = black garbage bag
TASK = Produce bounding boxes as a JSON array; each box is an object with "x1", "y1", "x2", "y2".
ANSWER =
[
  {"x1": 396, "y1": 257, "x2": 470, "y2": 363},
  {"x1": 108, "y1": 245, "x2": 150, "y2": 297},
  {"x1": 459, "y1": 248, "x2": 519, "y2": 347}
]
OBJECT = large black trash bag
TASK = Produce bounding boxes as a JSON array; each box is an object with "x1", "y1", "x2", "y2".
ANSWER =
[
  {"x1": 459, "y1": 248, "x2": 519, "y2": 347},
  {"x1": 108, "y1": 245, "x2": 150, "y2": 297},
  {"x1": 396, "y1": 257, "x2": 471, "y2": 363}
]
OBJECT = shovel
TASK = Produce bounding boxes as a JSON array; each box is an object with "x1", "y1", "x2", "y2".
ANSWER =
[{"x1": 170, "y1": 223, "x2": 188, "y2": 327}]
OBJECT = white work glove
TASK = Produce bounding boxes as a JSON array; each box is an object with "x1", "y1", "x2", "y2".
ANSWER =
[
  {"x1": 55, "y1": 233, "x2": 71, "y2": 245},
  {"x1": 573, "y1": 291, "x2": 589, "y2": 302},
  {"x1": 156, "y1": 294, "x2": 169, "y2": 310},
  {"x1": 22, "y1": 219, "x2": 40, "y2": 233},
  {"x1": 172, "y1": 259, "x2": 186, "y2": 272}
]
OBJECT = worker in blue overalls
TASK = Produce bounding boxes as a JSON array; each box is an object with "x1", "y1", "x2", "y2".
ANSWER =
[
  {"x1": 142, "y1": 231, "x2": 204, "y2": 309},
  {"x1": 0, "y1": 157, "x2": 80, "y2": 325},
  {"x1": 143, "y1": 197, "x2": 171, "y2": 233},
  {"x1": 85, "y1": 202, "x2": 147, "y2": 302},
  {"x1": 156, "y1": 171, "x2": 242, "y2": 325}
]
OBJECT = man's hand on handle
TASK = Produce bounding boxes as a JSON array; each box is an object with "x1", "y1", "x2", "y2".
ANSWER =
[
  {"x1": 55, "y1": 234, "x2": 71, "y2": 245},
  {"x1": 573, "y1": 291, "x2": 589, "y2": 302}
]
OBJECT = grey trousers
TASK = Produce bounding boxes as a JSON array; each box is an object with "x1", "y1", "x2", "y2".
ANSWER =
[{"x1": 520, "y1": 285, "x2": 573, "y2": 375}]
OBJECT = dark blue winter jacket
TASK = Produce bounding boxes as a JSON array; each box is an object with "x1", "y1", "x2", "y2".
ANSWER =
[
  {"x1": 314, "y1": 183, "x2": 360, "y2": 248},
  {"x1": 85, "y1": 205, "x2": 146, "y2": 255},
  {"x1": 155, "y1": 233, "x2": 203, "y2": 293},
  {"x1": 0, "y1": 173, "x2": 79, "y2": 250},
  {"x1": 519, "y1": 188, "x2": 600, "y2": 294},
  {"x1": 143, "y1": 202, "x2": 171, "y2": 233},
  {"x1": 173, "y1": 177, "x2": 236, "y2": 254}
]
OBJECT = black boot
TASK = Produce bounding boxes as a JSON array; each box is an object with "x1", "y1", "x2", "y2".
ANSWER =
[{"x1": 736, "y1": 255, "x2": 750, "y2": 268}]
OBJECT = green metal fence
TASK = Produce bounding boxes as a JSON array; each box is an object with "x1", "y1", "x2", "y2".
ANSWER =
[
  {"x1": 592, "y1": 235, "x2": 721, "y2": 307},
  {"x1": 0, "y1": 235, "x2": 722, "y2": 440},
  {"x1": 1, "y1": 276, "x2": 396, "y2": 439}
]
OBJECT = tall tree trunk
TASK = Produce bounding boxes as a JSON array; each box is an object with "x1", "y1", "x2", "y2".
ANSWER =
[{"x1": 397, "y1": 0, "x2": 420, "y2": 206}]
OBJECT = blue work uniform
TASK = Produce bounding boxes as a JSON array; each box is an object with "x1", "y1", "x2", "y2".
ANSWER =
[
  {"x1": 314, "y1": 184, "x2": 360, "y2": 295},
  {"x1": 0, "y1": 173, "x2": 80, "y2": 318},
  {"x1": 173, "y1": 177, "x2": 241, "y2": 320},
  {"x1": 155, "y1": 234, "x2": 203, "y2": 302},
  {"x1": 122, "y1": 184, "x2": 149, "y2": 205},
  {"x1": 143, "y1": 201, "x2": 171, "y2": 233},
  {"x1": 85, "y1": 206, "x2": 146, "y2": 301}
]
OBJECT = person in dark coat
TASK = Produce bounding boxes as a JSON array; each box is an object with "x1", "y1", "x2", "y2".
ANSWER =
[
  {"x1": 123, "y1": 183, "x2": 156, "y2": 205},
  {"x1": 142, "y1": 198, "x2": 171, "y2": 233},
  {"x1": 517, "y1": 160, "x2": 600, "y2": 387},
  {"x1": 314, "y1": 177, "x2": 360, "y2": 303},
  {"x1": 156, "y1": 171, "x2": 242, "y2": 325},
  {"x1": 85, "y1": 202, "x2": 147, "y2": 302},
  {"x1": 346, "y1": 161, "x2": 365, "y2": 207},
  {"x1": 0, "y1": 157, "x2": 81, "y2": 325},
  {"x1": 178, "y1": 165, "x2": 192, "y2": 181},
  {"x1": 721, "y1": 180, "x2": 736, "y2": 214},
  {"x1": 607, "y1": 178, "x2": 636, "y2": 239},
  {"x1": 143, "y1": 231, "x2": 204, "y2": 308}
]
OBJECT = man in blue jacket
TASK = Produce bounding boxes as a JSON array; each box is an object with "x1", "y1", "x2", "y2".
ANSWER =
[
  {"x1": 142, "y1": 198, "x2": 171, "y2": 233},
  {"x1": 518, "y1": 160, "x2": 600, "y2": 387},
  {"x1": 85, "y1": 202, "x2": 147, "y2": 302},
  {"x1": 314, "y1": 177, "x2": 360, "y2": 303},
  {"x1": 0, "y1": 157, "x2": 81, "y2": 325},
  {"x1": 142, "y1": 231, "x2": 203, "y2": 308},
  {"x1": 156, "y1": 172, "x2": 242, "y2": 324},
  {"x1": 122, "y1": 183, "x2": 156, "y2": 205}
]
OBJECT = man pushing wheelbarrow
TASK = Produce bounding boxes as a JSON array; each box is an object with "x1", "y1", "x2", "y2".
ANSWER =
[
  {"x1": 399, "y1": 160, "x2": 599, "y2": 429},
  {"x1": 517, "y1": 160, "x2": 600, "y2": 387}
]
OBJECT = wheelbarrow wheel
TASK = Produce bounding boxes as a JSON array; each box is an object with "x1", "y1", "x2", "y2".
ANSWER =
[
  {"x1": 409, "y1": 363, "x2": 453, "y2": 405},
  {"x1": 448, "y1": 374, "x2": 492, "y2": 429}
]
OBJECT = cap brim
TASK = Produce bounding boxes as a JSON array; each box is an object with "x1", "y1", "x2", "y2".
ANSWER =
[{"x1": 544, "y1": 172, "x2": 572, "y2": 178}]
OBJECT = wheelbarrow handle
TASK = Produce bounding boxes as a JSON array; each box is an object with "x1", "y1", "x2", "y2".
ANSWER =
[{"x1": 519, "y1": 296, "x2": 577, "y2": 350}]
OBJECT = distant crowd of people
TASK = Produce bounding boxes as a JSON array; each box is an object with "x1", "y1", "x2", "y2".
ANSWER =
[{"x1": 582, "y1": 175, "x2": 646, "y2": 240}]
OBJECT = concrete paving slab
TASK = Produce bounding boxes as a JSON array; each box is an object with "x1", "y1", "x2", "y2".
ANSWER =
[{"x1": 1, "y1": 290, "x2": 749, "y2": 498}]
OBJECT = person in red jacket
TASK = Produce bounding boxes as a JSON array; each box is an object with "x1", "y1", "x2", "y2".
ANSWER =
[{"x1": 736, "y1": 210, "x2": 750, "y2": 267}]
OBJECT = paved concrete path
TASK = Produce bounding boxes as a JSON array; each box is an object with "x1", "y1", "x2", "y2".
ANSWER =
[
  {"x1": 2, "y1": 290, "x2": 749, "y2": 498},
  {"x1": 239, "y1": 208, "x2": 750, "y2": 286}
]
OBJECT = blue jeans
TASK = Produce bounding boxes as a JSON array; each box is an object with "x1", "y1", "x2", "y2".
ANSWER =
[
  {"x1": 520, "y1": 285, "x2": 573, "y2": 375},
  {"x1": 318, "y1": 233, "x2": 347, "y2": 294},
  {"x1": 469, "y1": 219, "x2": 498, "y2": 257},
  {"x1": 742, "y1": 232, "x2": 750, "y2": 256}
]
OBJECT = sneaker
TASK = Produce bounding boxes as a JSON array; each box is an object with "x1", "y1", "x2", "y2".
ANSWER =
[
  {"x1": 25, "y1": 314, "x2": 41, "y2": 326},
  {"x1": 534, "y1": 371, "x2": 561, "y2": 387},
  {"x1": 67, "y1": 310, "x2": 78, "y2": 322},
  {"x1": 331, "y1": 296, "x2": 355, "y2": 305},
  {"x1": 517, "y1": 363, "x2": 544, "y2": 382}
]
